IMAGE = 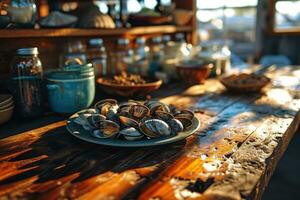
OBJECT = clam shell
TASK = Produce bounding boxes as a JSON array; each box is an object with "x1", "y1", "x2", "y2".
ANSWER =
[
  {"x1": 119, "y1": 115, "x2": 139, "y2": 128},
  {"x1": 129, "y1": 105, "x2": 150, "y2": 120},
  {"x1": 95, "y1": 99, "x2": 118, "y2": 106},
  {"x1": 174, "y1": 117, "x2": 192, "y2": 129},
  {"x1": 149, "y1": 103, "x2": 171, "y2": 115},
  {"x1": 82, "y1": 109, "x2": 97, "y2": 114},
  {"x1": 167, "y1": 118, "x2": 184, "y2": 135},
  {"x1": 119, "y1": 127, "x2": 144, "y2": 141},
  {"x1": 155, "y1": 111, "x2": 174, "y2": 121},
  {"x1": 74, "y1": 113, "x2": 91, "y2": 126},
  {"x1": 140, "y1": 119, "x2": 171, "y2": 138},
  {"x1": 94, "y1": 99, "x2": 119, "y2": 116},
  {"x1": 175, "y1": 113, "x2": 193, "y2": 121},
  {"x1": 169, "y1": 105, "x2": 181, "y2": 115},
  {"x1": 95, "y1": 120, "x2": 120, "y2": 138},
  {"x1": 179, "y1": 109, "x2": 194, "y2": 120}
]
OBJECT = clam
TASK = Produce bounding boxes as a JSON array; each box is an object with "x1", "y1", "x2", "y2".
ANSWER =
[
  {"x1": 119, "y1": 115, "x2": 139, "y2": 128},
  {"x1": 95, "y1": 99, "x2": 118, "y2": 106},
  {"x1": 119, "y1": 127, "x2": 144, "y2": 141},
  {"x1": 129, "y1": 105, "x2": 150, "y2": 120},
  {"x1": 82, "y1": 109, "x2": 97, "y2": 114},
  {"x1": 140, "y1": 119, "x2": 171, "y2": 138},
  {"x1": 94, "y1": 99, "x2": 119, "y2": 117},
  {"x1": 169, "y1": 104, "x2": 181, "y2": 116},
  {"x1": 119, "y1": 101, "x2": 137, "y2": 110},
  {"x1": 91, "y1": 120, "x2": 120, "y2": 138},
  {"x1": 175, "y1": 117, "x2": 192, "y2": 129},
  {"x1": 167, "y1": 118, "x2": 184, "y2": 135},
  {"x1": 74, "y1": 113, "x2": 91, "y2": 126},
  {"x1": 149, "y1": 103, "x2": 171, "y2": 115},
  {"x1": 155, "y1": 111, "x2": 174, "y2": 121},
  {"x1": 177, "y1": 109, "x2": 194, "y2": 120}
]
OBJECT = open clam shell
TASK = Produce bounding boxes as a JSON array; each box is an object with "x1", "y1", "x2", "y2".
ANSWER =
[
  {"x1": 91, "y1": 120, "x2": 120, "y2": 139},
  {"x1": 178, "y1": 110, "x2": 194, "y2": 120},
  {"x1": 149, "y1": 103, "x2": 171, "y2": 115},
  {"x1": 169, "y1": 104, "x2": 181, "y2": 116},
  {"x1": 119, "y1": 127, "x2": 144, "y2": 141},
  {"x1": 119, "y1": 115, "x2": 139, "y2": 128},
  {"x1": 174, "y1": 117, "x2": 193, "y2": 129},
  {"x1": 155, "y1": 111, "x2": 174, "y2": 121},
  {"x1": 140, "y1": 119, "x2": 171, "y2": 138},
  {"x1": 129, "y1": 105, "x2": 150, "y2": 120}
]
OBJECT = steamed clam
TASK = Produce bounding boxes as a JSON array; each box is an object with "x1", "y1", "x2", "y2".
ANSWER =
[
  {"x1": 73, "y1": 99, "x2": 196, "y2": 141},
  {"x1": 140, "y1": 119, "x2": 171, "y2": 138},
  {"x1": 91, "y1": 120, "x2": 120, "y2": 139},
  {"x1": 129, "y1": 104, "x2": 150, "y2": 120},
  {"x1": 119, "y1": 127, "x2": 144, "y2": 141},
  {"x1": 119, "y1": 115, "x2": 139, "y2": 128}
]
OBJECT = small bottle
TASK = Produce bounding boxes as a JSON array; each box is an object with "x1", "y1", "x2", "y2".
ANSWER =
[
  {"x1": 148, "y1": 36, "x2": 163, "y2": 77},
  {"x1": 87, "y1": 38, "x2": 107, "y2": 78},
  {"x1": 114, "y1": 38, "x2": 133, "y2": 74},
  {"x1": 130, "y1": 37, "x2": 149, "y2": 75},
  {"x1": 10, "y1": 47, "x2": 44, "y2": 118}
]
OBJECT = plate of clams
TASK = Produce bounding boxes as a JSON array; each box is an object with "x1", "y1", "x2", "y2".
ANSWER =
[{"x1": 66, "y1": 99, "x2": 200, "y2": 147}]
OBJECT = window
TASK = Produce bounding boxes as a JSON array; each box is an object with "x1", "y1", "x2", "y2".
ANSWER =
[
  {"x1": 274, "y1": 0, "x2": 300, "y2": 31},
  {"x1": 196, "y1": 0, "x2": 258, "y2": 60}
]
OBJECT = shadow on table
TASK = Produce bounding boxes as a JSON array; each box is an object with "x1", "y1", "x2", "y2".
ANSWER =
[{"x1": 0, "y1": 126, "x2": 187, "y2": 186}]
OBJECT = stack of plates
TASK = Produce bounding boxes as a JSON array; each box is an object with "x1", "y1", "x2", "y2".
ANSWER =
[{"x1": 0, "y1": 94, "x2": 14, "y2": 125}]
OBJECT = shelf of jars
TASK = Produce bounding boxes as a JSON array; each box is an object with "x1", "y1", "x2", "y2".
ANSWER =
[{"x1": 0, "y1": 26, "x2": 193, "y2": 38}]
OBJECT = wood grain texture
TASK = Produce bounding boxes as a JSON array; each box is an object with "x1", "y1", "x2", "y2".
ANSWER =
[
  {"x1": 0, "y1": 67, "x2": 299, "y2": 200},
  {"x1": 0, "y1": 26, "x2": 192, "y2": 39}
]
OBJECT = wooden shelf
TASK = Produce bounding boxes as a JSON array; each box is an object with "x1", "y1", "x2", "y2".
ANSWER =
[{"x1": 0, "y1": 25, "x2": 192, "y2": 38}]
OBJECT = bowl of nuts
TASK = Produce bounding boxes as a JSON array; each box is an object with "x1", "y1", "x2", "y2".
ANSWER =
[
  {"x1": 220, "y1": 73, "x2": 270, "y2": 93},
  {"x1": 97, "y1": 72, "x2": 163, "y2": 97}
]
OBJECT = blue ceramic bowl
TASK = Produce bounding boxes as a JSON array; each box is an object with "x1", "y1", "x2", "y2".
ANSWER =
[{"x1": 46, "y1": 76, "x2": 95, "y2": 114}]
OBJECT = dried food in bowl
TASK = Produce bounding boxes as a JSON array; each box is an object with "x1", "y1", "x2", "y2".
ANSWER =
[
  {"x1": 97, "y1": 73, "x2": 162, "y2": 97},
  {"x1": 176, "y1": 61, "x2": 213, "y2": 85},
  {"x1": 220, "y1": 73, "x2": 270, "y2": 93}
]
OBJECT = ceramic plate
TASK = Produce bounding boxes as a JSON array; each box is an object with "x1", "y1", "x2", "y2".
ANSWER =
[{"x1": 66, "y1": 112, "x2": 200, "y2": 147}]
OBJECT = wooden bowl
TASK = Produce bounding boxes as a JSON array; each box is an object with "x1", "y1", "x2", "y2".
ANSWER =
[
  {"x1": 173, "y1": 9, "x2": 193, "y2": 26},
  {"x1": 220, "y1": 73, "x2": 271, "y2": 93},
  {"x1": 97, "y1": 78, "x2": 163, "y2": 97},
  {"x1": 176, "y1": 63, "x2": 213, "y2": 85},
  {"x1": 128, "y1": 15, "x2": 172, "y2": 26}
]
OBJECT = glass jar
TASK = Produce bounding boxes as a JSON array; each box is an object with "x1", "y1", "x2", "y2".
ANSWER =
[
  {"x1": 129, "y1": 37, "x2": 149, "y2": 75},
  {"x1": 60, "y1": 40, "x2": 87, "y2": 67},
  {"x1": 148, "y1": 36, "x2": 163, "y2": 77},
  {"x1": 7, "y1": 0, "x2": 37, "y2": 28},
  {"x1": 161, "y1": 34, "x2": 191, "y2": 79},
  {"x1": 10, "y1": 47, "x2": 44, "y2": 118},
  {"x1": 197, "y1": 41, "x2": 231, "y2": 77},
  {"x1": 113, "y1": 38, "x2": 133, "y2": 74},
  {"x1": 87, "y1": 38, "x2": 107, "y2": 78}
]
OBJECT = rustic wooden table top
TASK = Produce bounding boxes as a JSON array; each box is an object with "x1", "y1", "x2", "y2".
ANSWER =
[{"x1": 0, "y1": 66, "x2": 300, "y2": 200}]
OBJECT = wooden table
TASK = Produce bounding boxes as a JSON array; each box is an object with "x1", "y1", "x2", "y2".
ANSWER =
[{"x1": 0, "y1": 66, "x2": 300, "y2": 200}]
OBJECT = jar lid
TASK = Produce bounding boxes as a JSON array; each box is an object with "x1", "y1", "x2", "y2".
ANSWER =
[
  {"x1": 17, "y1": 48, "x2": 39, "y2": 55},
  {"x1": 136, "y1": 37, "x2": 146, "y2": 44},
  {"x1": 117, "y1": 38, "x2": 129, "y2": 45},
  {"x1": 89, "y1": 38, "x2": 103, "y2": 46},
  {"x1": 162, "y1": 35, "x2": 171, "y2": 42},
  {"x1": 151, "y1": 36, "x2": 162, "y2": 43}
]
